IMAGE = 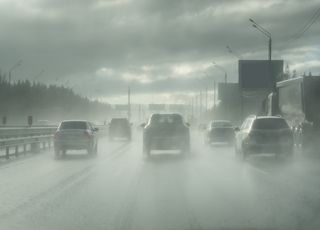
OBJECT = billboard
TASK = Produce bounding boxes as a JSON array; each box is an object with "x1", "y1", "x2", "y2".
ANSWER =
[{"x1": 239, "y1": 60, "x2": 283, "y2": 89}]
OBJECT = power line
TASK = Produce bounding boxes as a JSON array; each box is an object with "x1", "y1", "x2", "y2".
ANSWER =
[{"x1": 288, "y1": 6, "x2": 320, "y2": 42}]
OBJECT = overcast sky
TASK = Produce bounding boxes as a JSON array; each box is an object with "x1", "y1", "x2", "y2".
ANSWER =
[{"x1": 0, "y1": 0, "x2": 319, "y2": 104}]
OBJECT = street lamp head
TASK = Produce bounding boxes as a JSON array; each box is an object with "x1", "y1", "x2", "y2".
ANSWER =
[
  {"x1": 249, "y1": 18, "x2": 254, "y2": 23},
  {"x1": 252, "y1": 24, "x2": 257, "y2": 28}
]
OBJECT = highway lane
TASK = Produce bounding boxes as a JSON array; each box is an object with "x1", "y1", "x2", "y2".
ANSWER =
[{"x1": 1, "y1": 132, "x2": 320, "y2": 230}]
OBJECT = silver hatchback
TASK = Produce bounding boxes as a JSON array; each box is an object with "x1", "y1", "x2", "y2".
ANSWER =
[{"x1": 54, "y1": 120, "x2": 99, "y2": 157}]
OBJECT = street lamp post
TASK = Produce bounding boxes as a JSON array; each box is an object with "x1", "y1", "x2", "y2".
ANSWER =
[
  {"x1": 249, "y1": 18, "x2": 272, "y2": 60},
  {"x1": 212, "y1": 61, "x2": 227, "y2": 84},
  {"x1": 226, "y1": 45, "x2": 243, "y2": 59},
  {"x1": 9, "y1": 60, "x2": 22, "y2": 84},
  {"x1": 197, "y1": 76, "x2": 209, "y2": 112},
  {"x1": 249, "y1": 18, "x2": 277, "y2": 91},
  {"x1": 33, "y1": 69, "x2": 45, "y2": 82}
]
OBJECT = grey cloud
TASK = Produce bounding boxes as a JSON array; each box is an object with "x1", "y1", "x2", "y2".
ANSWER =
[{"x1": 0, "y1": 0, "x2": 319, "y2": 102}]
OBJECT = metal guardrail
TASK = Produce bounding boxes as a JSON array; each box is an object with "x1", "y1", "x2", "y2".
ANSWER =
[
  {"x1": 0, "y1": 135, "x2": 53, "y2": 159},
  {"x1": 0, "y1": 127, "x2": 56, "y2": 159},
  {"x1": 0, "y1": 127, "x2": 57, "y2": 139},
  {"x1": 0, "y1": 125, "x2": 109, "y2": 159}
]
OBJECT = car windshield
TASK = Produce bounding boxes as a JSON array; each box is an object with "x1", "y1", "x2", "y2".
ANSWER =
[
  {"x1": 60, "y1": 121, "x2": 87, "y2": 130},
  {"x1": 252, "y1": 118, "x2": 289, "y2": 130}
]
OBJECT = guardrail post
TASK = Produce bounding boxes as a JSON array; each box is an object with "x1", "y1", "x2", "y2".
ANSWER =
[
  {"x1": 23, "y1": 144, "x2": 27, "y2": 155},
  {"x1": 5, "y1": 147, "x2": 9, "y2": 159}
]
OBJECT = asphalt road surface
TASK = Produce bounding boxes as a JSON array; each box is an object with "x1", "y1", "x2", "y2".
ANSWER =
[{"x1": 1, "y1": 131, "x2": 320, "y2": 230}]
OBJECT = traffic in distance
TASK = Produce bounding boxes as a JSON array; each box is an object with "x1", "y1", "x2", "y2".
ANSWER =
[
  {"x1": 1, "y1": 1, "x2": 320, "y2": 230},
  {"x1": 52, "y1": 113, "x2": 296, "y2": 161}
]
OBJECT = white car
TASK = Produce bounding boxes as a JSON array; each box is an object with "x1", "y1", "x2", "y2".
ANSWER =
[{"x1": 235, "y1": 115, "x2": 293, "y2": 159}]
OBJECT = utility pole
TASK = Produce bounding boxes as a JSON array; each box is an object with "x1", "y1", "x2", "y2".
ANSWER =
[
  {"x1": 212, "y1": 61, "x2": 228, "y2": 83},
  {"x1": 138, "y1": 104, "x2": 141, "y2": 122},
  {"x1": 191, "y1": 98, "x2": 194, "y2": 119},
  {"x1": 128, "y1": 87, "x2": 131, "y2": 121},
  {"x1": 199, "y1": 90, "x2": 202, "y2": 116},
  {"x1": 213, "y1": 80, "x2": 216, "y2": 110},
  {"x1": 205, "y1": 87, "x2": 208, "y2": 112},
  {"x1": 196, "y1": 95, "x2": 199, "y2": 118},
  {"x1": 269, "y1": 37, "x2": 272, "y2": 61}
]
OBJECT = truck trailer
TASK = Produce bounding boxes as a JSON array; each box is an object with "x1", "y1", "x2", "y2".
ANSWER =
[{"x1": 265, "y1": 76, "x2": 320, "y2": 151}]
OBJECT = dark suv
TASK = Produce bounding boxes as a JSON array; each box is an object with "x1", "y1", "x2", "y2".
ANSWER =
[
  {"x1": 235, "y1": 116, "x2": 293, "y2": 159},
  {"x1": 142, "y1": 113, "x2": 190, "y2": 156},
  {"x1": 109, "y1": 118, "x2": 131, "y2": 141}
]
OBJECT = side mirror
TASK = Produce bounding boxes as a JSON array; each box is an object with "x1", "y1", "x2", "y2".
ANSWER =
[
  {"x1": 234, "y1": 127, "x2": 240, "y2": 132},
  {"x1": 93, "y1": 127, "x2": 99, "y2": 132},
  {"x1": 186, "y1": 122, "x2": 190, "y2": 127},
  {"x1": 140, "y1": 123, "x2": 146, "y2": 128}
]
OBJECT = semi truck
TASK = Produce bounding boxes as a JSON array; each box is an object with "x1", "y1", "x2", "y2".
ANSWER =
[{"x1": 264, "y1": 76, "x2": 320, "y2": 151}]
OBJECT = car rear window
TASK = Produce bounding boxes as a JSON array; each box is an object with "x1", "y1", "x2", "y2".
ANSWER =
[
  {"x1": 150, "y1": 114, "x2": 183, "y2": 125},
  {"x1": 252, "y1": 118, "x2": 289, "y2": 130},
  {"x1": 60, "y1": 121, "x2": 87, "y2": 130}
]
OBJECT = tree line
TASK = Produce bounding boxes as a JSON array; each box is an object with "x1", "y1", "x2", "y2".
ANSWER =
[{"x1": 0, "y1": 76, "x2": 113, "y2": 125}]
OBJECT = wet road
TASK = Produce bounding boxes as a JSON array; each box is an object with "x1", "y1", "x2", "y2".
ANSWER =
[{"x1": 1, "y1": 132, "x2": 320, "y2": 230}]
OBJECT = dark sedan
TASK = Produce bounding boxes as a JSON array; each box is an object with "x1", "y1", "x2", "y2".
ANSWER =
[
  {"x1": 142, "y1": 113, "x2": 190, "y2": 156},
  {"x1": 109, "y1": 118, "x2": 132, "y2": 141},
  {"x1": 204, "y1": 120, "x2": 235, "y2": 145}
]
